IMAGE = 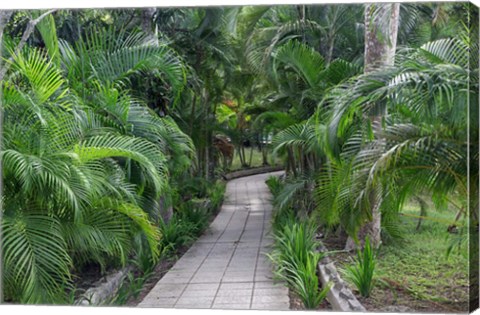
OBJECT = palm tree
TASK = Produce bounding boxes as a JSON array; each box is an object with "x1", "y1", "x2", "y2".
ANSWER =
[
  {"x1": 316, "y1": 14, "x2": 475, "y2": 250},
  {"x1": 346, "y1": 3, "x2": 400, "y2": 249},
  {"x1": 1, "y1": 14, "x2": 193, "y2": 303}
]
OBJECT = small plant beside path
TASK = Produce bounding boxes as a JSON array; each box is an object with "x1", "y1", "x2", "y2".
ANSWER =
[{"x1": 341, "y1": 237, "x2": 377, "y2": 298}]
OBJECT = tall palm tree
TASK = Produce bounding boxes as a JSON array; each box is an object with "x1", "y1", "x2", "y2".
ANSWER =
[{"x1": 316, "y1": 15, "x2": 475, "y2": 250}]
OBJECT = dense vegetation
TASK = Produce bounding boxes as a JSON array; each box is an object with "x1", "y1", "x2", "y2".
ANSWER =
[{"x1": 0, "y1": 3, "x2": 477, "y2": 309}]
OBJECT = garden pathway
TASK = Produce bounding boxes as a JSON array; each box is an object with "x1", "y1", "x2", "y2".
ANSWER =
[{"x1": 139, "y1": 171, "x2": 289, "y2": 310}]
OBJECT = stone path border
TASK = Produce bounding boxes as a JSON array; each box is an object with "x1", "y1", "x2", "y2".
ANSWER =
[
  {"x1": 76, "y1": 266, "x2": 133, "y2": 305},
  {"x1": 317, "y1": 244, "x2": 366, "y2": 312},
  {"x1": 139, "y1": 171, "x2": 289, "y2": 310},
  {"x1": 224, "y1": 165, "x2": 283, "y2": 180}
]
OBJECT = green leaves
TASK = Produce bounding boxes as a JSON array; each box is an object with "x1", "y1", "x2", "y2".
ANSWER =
[
  {"x1": 268, "y1": 216, "x2": 330, "y2": 309},
  {"x1": 281, "y1": 252, "x2": 332, "y2": 309},
  {"x1": 341, "y1": 237, "x2": 377, "y2": 297},
  {"x1": 2, "y1": 213, "x2": 72, "y2": 303},
  {"x1": 274, "y1": 40, "x2": 324, "y2": 88},
  {"x1": 63, "y1": 27, "x2": 186, "y2": 97},
  {"x1": 9, "y1": 48, "x2": 67, "y2": 104},
  {"x1": 314, "y1": 29, "x2": 476, "y2": 242},
  {"x1": 74, "y1": 134, "x2": 168, "y2": 193},
  {"x1": 1, "y1": 20, "x2": 195, "y2": 304}
]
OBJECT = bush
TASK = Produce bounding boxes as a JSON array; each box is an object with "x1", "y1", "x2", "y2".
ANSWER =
[
  {"x1": 176, "y1": 203, "x2": 210, "y2": 237},
  {"x1": 341, "y1": 237, "x2": 377, "y2": 297},
  {"x1": 177, "y1": 177, "x2": 211, "y2": 199},
  {"x1": 271, "y1": 219, "x2": 319, "y2": 272},
  {"x1": 281, "y1": 252, "x2": 332, "y2": 309},
  {"x1": 266, "y1": 175, "x2": 283, "y2": 196},
  {"x1": 208, "y1": 181, "x2": 226, "y2": 212},
  {"x1": 159, "y1": 215, "x2": 195, "y2": 255}
]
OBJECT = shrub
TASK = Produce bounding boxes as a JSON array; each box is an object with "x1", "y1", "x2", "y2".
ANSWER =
[
  {"x1": 177, "y1": 177, "x2": 210, "y2": 199},
  {"x1": 266, "y1": 175, "x2": 283, "y2": 196},
  {"x1": 281, "y1": 252, "x2": 332, "y2": 309},
  {"x1": 341, "y1": 237, "x2": 377, "y2": 297},
  {"x1": 158, "y1": 215, "x2": 195, "y2": 254},
  {"x1": 268, "y1": 218, "x2": 329, "y2": 309},
  {"x1": 208, "y1": 181, "x2": 226, "y2": 212},
  {"x1": 177, "y1": 203, "x2": 210, "y2": 237}
]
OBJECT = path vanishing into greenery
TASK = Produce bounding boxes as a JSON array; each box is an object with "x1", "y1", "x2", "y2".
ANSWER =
[{"x1": 139, "y1": 171, "x2": 288, "y2": 310}]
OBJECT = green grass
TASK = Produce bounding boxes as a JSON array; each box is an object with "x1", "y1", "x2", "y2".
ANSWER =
[{"x1": 374, "y1": 200, "x2": 469, "y2": 304}]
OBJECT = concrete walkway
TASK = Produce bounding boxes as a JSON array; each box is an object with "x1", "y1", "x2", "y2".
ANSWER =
[{"x1": 139, "y1": 171, "x2": 288, "y2": 310}]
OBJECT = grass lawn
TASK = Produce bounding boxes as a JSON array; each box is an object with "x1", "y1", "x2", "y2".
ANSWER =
[{"x1": 332, "y1": 198, "x2": 469, "y2": 312}]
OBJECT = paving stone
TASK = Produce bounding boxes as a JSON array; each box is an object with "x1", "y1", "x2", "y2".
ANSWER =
[
  {"x1": 251, "y1": 302, "x2": 289, "y2": 310},
  {"x1": 216, "y1": 289, "x2": 252, "y2": 297},
  {"x1": 176, "y1": 295, "x2": 215, "y2": 306},
  {"x1": 147, "y1": 283, "x2": 186, "y2": 295},
  {"x1": 190, "y1": 275, "x2": 223, "y2": 284},
  {"x1": 254, "y1": 287, "x2": 288, "y2": 296},
  {"x1": 212, "y1": 303, "x2": 250, "y2": 310},
  {"x1": 252, "y1": 294, "x2": 289, "y2": 304},
  {"x1": 185, "y1": 283, "x2": 220, "y2": 291},
  {"x1": 225, "y1": 267, "x2": 256, "y2": 274},
  {"x1": 254, "y1": 274, "x2": 274, "y2": 282},
  {"x1": 219, "y1": 282, "x2": 254, "y2": 290},
  {"x1": 214, "y1": 295, "x2": 251, "y2": 304},
  {"x1": 175, "y1": 302, "x2": 212, "y2": 309},
  {"x1": 254, "y1": 281, "x2": 285, "y2": 289},
  {"x1": 159, "y1": 275, "x2": 192, "y2": 284},
  {"x1": 223, "y1": 271, "x2": 255, "y2": 282},
  {"x1": 181, "y1": 288, "x2": 217, "y2": 298},
  {"x1": 139, "y1": 297, "x2": 178, "y2": 307}
]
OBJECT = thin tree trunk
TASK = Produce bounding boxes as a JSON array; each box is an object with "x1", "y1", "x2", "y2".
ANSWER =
[
  {"x1": 287, "y1": 147, "x2": 297, "y2": 177},
  {"x1": 262, "y1": 146, "x2": 269, "y2": 165},
  {"x1": 345, "y1": 3, "x2": 400, "y2": 251},
  {"x1": 248, "y1": 146, "x2": 254, "y2": 166},
  {"x1": 326, "y1": 34, "x2": 335, "y2": 65},
  {"x1": 141, "y1": 8, "x2": 156, "y2": 37},
  {"x1": 241, "y1": 145, "x2": 246, "y2": 167},
  {"x1": 189, "y1": 94, "x2": 197, "y2": 136}
]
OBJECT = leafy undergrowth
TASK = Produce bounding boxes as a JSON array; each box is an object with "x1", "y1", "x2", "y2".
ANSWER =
[{"x1": 329, "y1": 200, "x2": 469, "y2": 313}]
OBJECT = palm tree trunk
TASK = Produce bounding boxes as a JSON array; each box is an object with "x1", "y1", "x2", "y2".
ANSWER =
[
  {"x1": 262, "y1": 146, "x2": 269, "y2": 165},
  {"x1": 288, "y1": 147, "x2": 297, "y2": 177},
  {"x1": 189, "y1": 94, "x2": 197, "y2": 136},
  {"x1": 141, "y1": 8, "x2": 156, "y2": 36},
  {"x1": 248, "y1": 146, "x2": 254, "y2": 166},
  {"x1": 326, "y1": 34, "x2": 335, "y2": 65},
  {"x1": 345, "y1": 3, "x2": 400, "y2": 251}
]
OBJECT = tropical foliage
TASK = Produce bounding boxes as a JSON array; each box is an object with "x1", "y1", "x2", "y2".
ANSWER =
[
  {"x1": 0, "y1": 3, "x2": 476, "y2": 308},
  {"x1": 341, "y1": 237, "x2": 377, "y2": 297},
  {"x1": 1, "y1": 13, "x2": 192, "y2": 303}
]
